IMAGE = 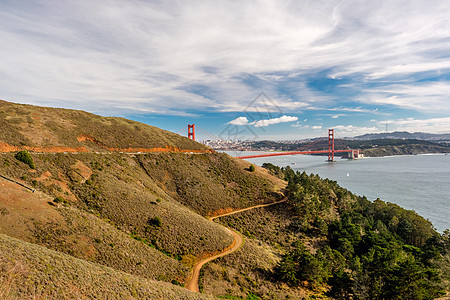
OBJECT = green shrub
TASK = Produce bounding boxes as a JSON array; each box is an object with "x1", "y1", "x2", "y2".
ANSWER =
[
  {"x1": 147, "y1": 216, "x2": 162, "y2": 228},
  {"x1": 53, "y1": 197, "x2": 66, "y2": 204},
  {"x1": 248, "y1": 164, "x2": 256, "y2": 172},
  {"x1": 15, "y1": 150, "x2": 35, "y2": 169}
]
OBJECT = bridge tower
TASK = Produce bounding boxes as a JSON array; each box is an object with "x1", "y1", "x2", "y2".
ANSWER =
[
  {"x1": 328, "y1": 129, "x2": 335, "y2": 162},
  {"x1": 188, "y1": 124, "x2": 196, "y2": 140}
]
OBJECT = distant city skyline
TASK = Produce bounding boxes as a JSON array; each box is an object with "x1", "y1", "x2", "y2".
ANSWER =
[{"x1": 1, "y1": 0, "x2": 450, "y2": 140}]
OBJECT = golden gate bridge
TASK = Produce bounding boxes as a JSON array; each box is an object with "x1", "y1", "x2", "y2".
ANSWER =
[{"x1": 176, "y1": 124, "x2": 361, "y2": 162}]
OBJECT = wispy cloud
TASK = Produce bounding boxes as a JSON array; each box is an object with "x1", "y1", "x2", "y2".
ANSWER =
[
  {"x1": 228, "y1": 115, "x2": 298, "y2": 127},
  {"x1": 333, "y1": 125, "x2": 380, "y2": 136},
  {"x1": 0, "y1": 0, "x2": 449, "y2": 135},
  {"x1": 363, "y1": 82, "x2": 450, "y2": 113},
  {"x1": 379, "y1": 117, "x2": 450, "y2": 133}
]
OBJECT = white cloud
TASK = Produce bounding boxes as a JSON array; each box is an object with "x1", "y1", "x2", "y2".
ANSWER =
[
  {"x1": 312, "y1": 125, "x2": 322, "y2": 130},
  {"x1": 333, "y1": 125, "x2": 380, "y2": 136},
  {"x1": 252, "y1": 115, "x2": 298, "y2": 127},
  {"x1": 0, "y1": 0, "x2": 449, "y2": 122},
  {"x1": 228, "y1": 115, "x2": 298, "y2": 127},
  {"x1": 362, "y1": 82, "x2": 450, "y2": 113},
  {"x1": 379, "y1": 117, "x2": 450, "y2": 133},
  {"x1": 228, "y1": 116, "x2": 249, "y2": 125},
  {"x1": 292, "y1": 123, "x2": 309, "y2": 129}
]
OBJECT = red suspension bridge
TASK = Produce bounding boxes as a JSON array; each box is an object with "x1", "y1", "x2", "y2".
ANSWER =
[{"x1": 177, "y1": 124, "x2": 361, "y2": 162}]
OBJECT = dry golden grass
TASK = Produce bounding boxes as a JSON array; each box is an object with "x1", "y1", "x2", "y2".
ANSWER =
[
  {"x1": 0, "y1": 234, "x2": 215, "y2": 299},
  {"x1": 0, "y1": 100, "x2": 294, "y2": 298},
  {"x1": 0, "y1": 176, "x2": 188, "y2": 283},
  {"x1": 137, "y1": 152, "x2": 285, "y2": 216},
  {"x1": 0, "y1": 100, "x2": 208, "y2": 151},
  {"x1": 2, "y1": 152, "x2": 235, "y2": 251}
]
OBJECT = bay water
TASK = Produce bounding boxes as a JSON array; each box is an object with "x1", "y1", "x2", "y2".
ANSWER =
[{"x1": 239, "y1": 153, "x2": 449, "y2": 232}]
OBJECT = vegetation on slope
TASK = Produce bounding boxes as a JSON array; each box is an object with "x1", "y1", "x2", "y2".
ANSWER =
[
  {"x1": 0, "y1": 100, "x2": 208, "y2": 151},
  {"x1": 203, "y1": 164, "x2": 449, "y2": 299},
  {"x1": 137, "y1": 152, "x2": 284, "y2": 216},
  {"x1": 0, "y1": 176, "x2": 187, "y2": 283},
  {"x1": 0, "y1": 101, "x2": 289, "y2": 297},
  {"x1": 0, "y1": 234, "x2": 214, "y2": 300},
  {"x1": 0, "y1": 152, "x2": 235, "y2": 261},
  {"x1": 14, "y1": 150, "x2": 35, "y2": 169}
]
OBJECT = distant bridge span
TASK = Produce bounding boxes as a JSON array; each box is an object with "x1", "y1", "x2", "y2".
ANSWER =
[
  {"x1": 178, "y1": 126, "x2": 361, "y2": 162},
  {"x1": 238, "y1": 149, "x2": 360, "y2": 160},
  {"x1": 235, "y1": 129, "x2": 361, "y2": 161}
]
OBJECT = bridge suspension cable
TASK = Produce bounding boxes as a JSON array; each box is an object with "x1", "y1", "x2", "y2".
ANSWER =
[
  {"x1": 174, "y1": 124, "x2": 360, "y2": 161},
  {"x1": 175, "y1": 125, "x2": 188, "y2": 135}
]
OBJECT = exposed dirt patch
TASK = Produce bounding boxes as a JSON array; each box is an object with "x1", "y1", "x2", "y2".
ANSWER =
[
  {"x1": 72, "y1": 160, "x2": 93, "y2": 181},
  {"x1": 0, "y1": 142, "x2": 88, "y2": 153},
  {"x1": 35, "y1": 170, "x2": 77, "y2": 202},
  {"x1": 36, "y1": 170, "x2": 52, "y2": 182},
  {"x1": 207, "y1": 208, "x2": 234, "y2": 218},
  {"x1": 0, "y1": 178, "x2": 65, "y2": 240},
  {"x1": 76, "y1": 134, "x2": 213, "y2": 153},
  {"x1": 186, "y1": 200, "x2": 287, "y2": 293},
  {"x1": 0, "y1": 140, "x2": 212, "y2": 154}
]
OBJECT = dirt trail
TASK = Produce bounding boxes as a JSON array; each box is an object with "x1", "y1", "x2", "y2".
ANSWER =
[{"x1": 185, "y1": 199, "x2": 287, "y2": 292}]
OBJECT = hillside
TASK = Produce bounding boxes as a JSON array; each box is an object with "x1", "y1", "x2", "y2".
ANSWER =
[
  {"x1": 0, "y1": 100, "x2": 209, "y2": 153},
  {"x1": 1, "y1": 100, "x2": 447, "y2": 299},
  {"x1": 0, "y1": 100, "x2": 285, "y2": 298},
  {"x1": 345, "y1": 139, "x2": 450, "y2": 157},
  {"x1": 354, "y1": 131, "x2": 450, "y2": 142},
  {"x1": 202, "y1": 166, "x2": 450, "y2": 299},
  {"x1": 0, "y1": 234, "x2": 213, "y2": 299}
]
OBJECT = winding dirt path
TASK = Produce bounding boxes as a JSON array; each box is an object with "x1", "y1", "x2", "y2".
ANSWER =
[{"x1": 185, "y1": 199, "x2": 287, "y2": 292}]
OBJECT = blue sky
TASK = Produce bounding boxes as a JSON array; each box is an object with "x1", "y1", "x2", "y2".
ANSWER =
[{"x1": 1, "y1": 0, "x2": 450, "y2": 140}]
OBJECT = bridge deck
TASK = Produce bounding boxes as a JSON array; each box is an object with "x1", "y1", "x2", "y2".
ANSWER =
[{"x1": 238, "y1": 149, "x2": 354, "y2": 159}]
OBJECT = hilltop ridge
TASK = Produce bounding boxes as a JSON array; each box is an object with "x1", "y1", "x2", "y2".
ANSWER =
[{"x1": 0, "y1": 100, "x2": 210, "y2": 153}]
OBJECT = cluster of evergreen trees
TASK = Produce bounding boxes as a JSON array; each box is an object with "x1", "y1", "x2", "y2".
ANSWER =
[{"x1": 262, "y1": 164, "x2": 449, "y2": 299}]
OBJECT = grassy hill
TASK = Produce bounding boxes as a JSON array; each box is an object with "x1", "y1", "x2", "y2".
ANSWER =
[
  {"x1": 0, "y1": 234, "x2": 214, "y2": 299},
  {"x1": 0, "y1": 100, "x2": 286, "y2": 298},
  {"x1": 0, "y1": 100, "x2": 209, "y2": 152}
]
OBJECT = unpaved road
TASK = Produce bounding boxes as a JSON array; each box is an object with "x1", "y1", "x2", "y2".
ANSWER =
[{"x1": 185, "y1": 199, "x2": 286, "y2": 292}]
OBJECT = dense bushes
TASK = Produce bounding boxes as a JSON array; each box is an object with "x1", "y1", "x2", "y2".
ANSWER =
[
  {"x1": 15, "y1": 150, "x2": 35, "y2": 169},
  {"x1": 268, "y1": 166, "x2": 448, "y2": 299}
]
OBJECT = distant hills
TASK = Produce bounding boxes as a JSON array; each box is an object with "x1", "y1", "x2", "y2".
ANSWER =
[
  {"x1": 353, "y1": 131, "x2": 450, "y2": 141},
  {"x1": 241, "y1": 137, "x2": 450, "y2": 157}
]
